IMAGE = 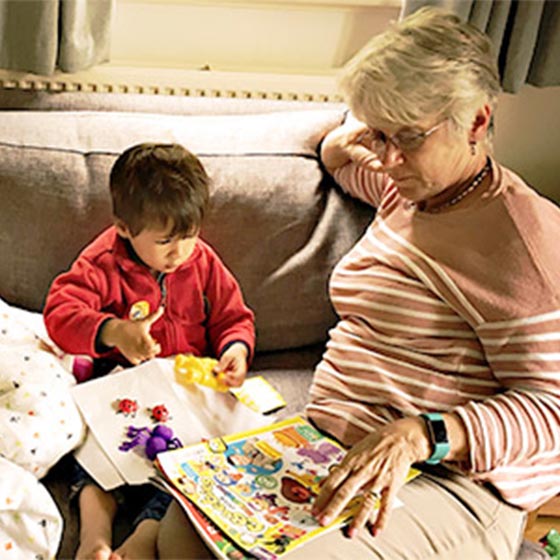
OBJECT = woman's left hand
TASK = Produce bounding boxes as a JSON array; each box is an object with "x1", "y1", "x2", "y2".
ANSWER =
[{"x1": 312, "y1": 417, "x2": 430, "y2": 538}]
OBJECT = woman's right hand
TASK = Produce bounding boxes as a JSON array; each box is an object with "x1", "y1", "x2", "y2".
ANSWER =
[
  {"x1": 311, "y1": 417, "x2": 431, "y2": 538},
  {"x1": 320, "y1": 119, "x2": 382, "y2": 174}
]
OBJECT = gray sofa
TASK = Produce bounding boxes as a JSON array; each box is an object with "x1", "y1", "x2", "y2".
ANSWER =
[
  {"x1": 0, "y1": 88, "x2": 546, "y2": 559},
  {"x1": 0, "y1": 88, "x2": 372, "y2": 557}
]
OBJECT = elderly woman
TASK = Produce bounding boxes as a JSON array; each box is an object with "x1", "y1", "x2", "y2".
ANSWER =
[{"x1": 158, "y1": 8, "x2": 560, "y2": 559}]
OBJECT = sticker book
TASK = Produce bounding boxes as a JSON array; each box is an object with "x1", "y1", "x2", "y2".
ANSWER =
[{"x1": 155, "y1": 416, "x2": 421, "y2": 559}]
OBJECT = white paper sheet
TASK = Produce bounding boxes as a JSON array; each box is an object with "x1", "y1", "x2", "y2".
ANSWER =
[
  {"x1": 72, "y1": 358, "x2": 273, "y2": 489},
  {"x1": 74, "y1": 429, "x2": 125, "y2": 490}
]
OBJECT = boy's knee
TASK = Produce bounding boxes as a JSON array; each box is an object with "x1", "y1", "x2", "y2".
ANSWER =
[{"x1": 157, "y1": 502, "x2": 210, "y2": 559}]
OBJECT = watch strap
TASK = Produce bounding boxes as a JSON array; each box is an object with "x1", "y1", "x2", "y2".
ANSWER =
[{"x1": 420, "y1": 412, "x2": 450, "y2": 465}]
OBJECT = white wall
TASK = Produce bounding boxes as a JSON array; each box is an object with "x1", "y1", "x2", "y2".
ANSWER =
[
  {"x1": 494, "y1": 86, "x2": 560, "y2": 202},
  {"x1": 111, "y1": 1, "x2": 400, "y2": 73}
]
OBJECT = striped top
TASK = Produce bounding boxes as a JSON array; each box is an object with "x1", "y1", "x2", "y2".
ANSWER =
[{"x1": 306, "y1": 158, "x2": 560, "y2": 511}]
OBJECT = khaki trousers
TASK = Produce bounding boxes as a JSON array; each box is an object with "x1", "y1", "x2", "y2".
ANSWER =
[{"x1": 158, "y1": 465, "x2": 526, "y2": 560}]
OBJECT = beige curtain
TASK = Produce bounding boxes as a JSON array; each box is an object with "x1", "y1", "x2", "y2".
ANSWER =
[
  {"x1": 0, "y1": 0, "x2": 114, "y2": 75},
  {"x1": 401, "y1": 0, "x2": 560, "y2": 93}
]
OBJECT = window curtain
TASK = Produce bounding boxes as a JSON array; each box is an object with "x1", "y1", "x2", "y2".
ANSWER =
[
  {"x1": 0, "y1": 0, "x2": 114, "y2": 75},
  {"x1": 400, "y1": 0, "x2": 560, "y2": 93}
]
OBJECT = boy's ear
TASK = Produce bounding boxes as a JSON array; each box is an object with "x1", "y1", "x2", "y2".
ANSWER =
[{"x1": 114, "y1": 219, "x2": 131, "y2": 239}]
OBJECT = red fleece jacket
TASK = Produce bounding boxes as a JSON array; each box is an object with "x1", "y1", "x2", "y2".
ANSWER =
[{"x1": 44, "y1": 227, "x2": 255, "y2": 379}]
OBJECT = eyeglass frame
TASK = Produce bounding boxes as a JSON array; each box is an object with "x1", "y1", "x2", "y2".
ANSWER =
[{"x1": 358, "y1": 119, "x2": 448, "y2": 157}]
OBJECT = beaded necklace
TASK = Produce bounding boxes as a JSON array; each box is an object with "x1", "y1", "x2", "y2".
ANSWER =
[{"x1": 418, "y1": 157, "x2": 492, "y2": 213}]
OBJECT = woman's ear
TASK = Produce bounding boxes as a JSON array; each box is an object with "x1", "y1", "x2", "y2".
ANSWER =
[
  {"x1": 470, "y1": 104, "x2": 492, "y2": 143},
  {"x1": 114, "y1": 219, "x2": 131, "y2": 239}
]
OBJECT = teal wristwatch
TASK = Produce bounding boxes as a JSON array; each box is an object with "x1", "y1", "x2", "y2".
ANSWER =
[{"x1": 420, "y1": 412, "x2": 450, "y2": 465}]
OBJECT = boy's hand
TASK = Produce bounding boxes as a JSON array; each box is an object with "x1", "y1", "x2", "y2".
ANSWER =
[
  {"x1": 214, "y1": 343, "x2": 248, "y2": 388},
  {"x1": 101, "y1": 307, "x2": 163, "y2": 365}
]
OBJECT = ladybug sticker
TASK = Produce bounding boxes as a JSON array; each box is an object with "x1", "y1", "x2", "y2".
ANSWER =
[
  {"x1": 116, "y1": 398, "x2": 139, "y2": 417},
  {"x1": 149, "y1": 404, "x2": 170, "y2": 423}
]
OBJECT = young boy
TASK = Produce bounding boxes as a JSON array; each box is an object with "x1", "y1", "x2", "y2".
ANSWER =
[{"x1": 44, "y1": 143, "x2": 255, "y2": 560}]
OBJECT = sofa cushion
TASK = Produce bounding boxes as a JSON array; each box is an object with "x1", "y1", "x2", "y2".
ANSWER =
[{"x1": 0, "y1": 109, "x2": 371, "y2": 351}]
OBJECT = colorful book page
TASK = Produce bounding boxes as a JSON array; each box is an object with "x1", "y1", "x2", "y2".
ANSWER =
[
  {"x1": 154, "y1": 475, "x2": 253, "y2": 560},
  {"x1": 156, "y1": 417, "x2": 420, "y2": 559}
]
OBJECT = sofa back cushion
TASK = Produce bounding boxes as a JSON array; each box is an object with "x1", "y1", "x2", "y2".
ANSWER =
[{"x1": 0, "y1": 108, "x2": 371, "y2": 351}]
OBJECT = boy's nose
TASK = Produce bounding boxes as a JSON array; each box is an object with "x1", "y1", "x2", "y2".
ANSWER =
[{"x1": 168, "y1": 243, "x2": 181, "y2": 259}]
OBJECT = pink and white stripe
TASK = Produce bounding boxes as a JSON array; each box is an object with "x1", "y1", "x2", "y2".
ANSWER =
[{"x1": 307, "y1": 160, "x2": 560, "y2": 511}]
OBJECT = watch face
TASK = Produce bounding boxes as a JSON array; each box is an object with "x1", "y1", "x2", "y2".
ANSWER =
[
  {"x1": 421, "y1": 414, "x2": 449, "y2": 464},
  {"x1": 430, "y1": 419, "x2": 448, "y2": 444}
]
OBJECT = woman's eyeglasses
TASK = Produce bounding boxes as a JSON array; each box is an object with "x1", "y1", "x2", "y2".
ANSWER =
[{"x1": 359, "y1": 120, "x2": 447, "y2": 156}]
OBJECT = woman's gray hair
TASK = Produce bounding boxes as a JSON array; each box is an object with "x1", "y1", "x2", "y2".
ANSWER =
[{"x1": 340, "y1": 7, "x2": 500, "y2": 137}]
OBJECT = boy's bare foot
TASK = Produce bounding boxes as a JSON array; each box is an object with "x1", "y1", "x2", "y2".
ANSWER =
[
  {"x1": 74, "y1": 539, "x2": 113, "y2": 560},
  {"x1": 114, "y1": 519, "x2": 159, "y2": 560}
]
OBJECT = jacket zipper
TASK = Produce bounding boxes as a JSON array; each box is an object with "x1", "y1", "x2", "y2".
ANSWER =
[
  {"x1": 156, "y1": 272, "x2": 167, "y2": 307},
  {"x1": 155, "y1": 272, "x2": 177, "y2": 352}
]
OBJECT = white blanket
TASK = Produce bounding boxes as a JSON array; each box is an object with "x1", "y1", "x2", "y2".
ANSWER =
[
  {"x1": 0, "y1": 457, "x2": 63, "y2": 560},
  {"x1": 0, "y1": 298, "x2": 86, "y2": 557}
]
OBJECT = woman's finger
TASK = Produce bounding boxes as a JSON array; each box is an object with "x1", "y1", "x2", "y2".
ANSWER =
[
  {"x1": 313, "y1": 471, "x2": 366, "y2": 526},
  {"x1": 311, "y1": 463, "x2": 348, "y2": 515},
  {"x1": 346, "y1": 488, "x2": 380, "y2": 538},
  {"x1": 344, "y1": 141, "x2": 385, "y2": 171},
  {"x1": 369, "y1": 482, "x2": 397, "y2": 535}
]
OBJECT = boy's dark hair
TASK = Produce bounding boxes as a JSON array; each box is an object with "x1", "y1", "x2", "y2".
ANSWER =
[{"x1": 110, "y1": 143, "x2": 210, "y2": 237}]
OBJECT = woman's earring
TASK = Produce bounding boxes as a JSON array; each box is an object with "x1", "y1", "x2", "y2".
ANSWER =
[{"x1": 469, "y1": 141, "x2": 476, "y2": 156}]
